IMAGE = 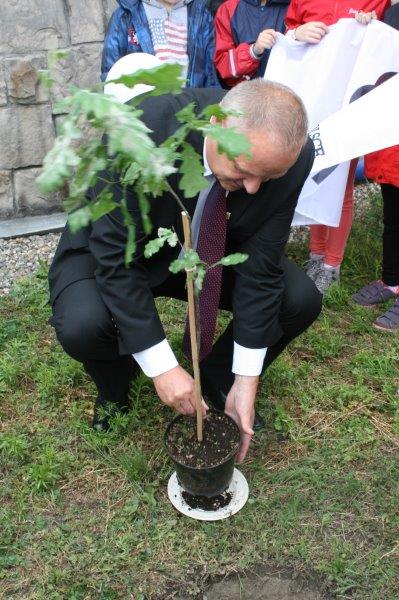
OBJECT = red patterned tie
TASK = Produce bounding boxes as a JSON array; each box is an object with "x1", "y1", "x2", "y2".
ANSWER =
[{"x1": 183, "y1": 180, "x2": 227, "y2": 361}]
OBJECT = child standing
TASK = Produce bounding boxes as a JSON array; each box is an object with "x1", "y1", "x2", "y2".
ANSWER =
[
  {"x1": 285, "y1": 0, "x2": 390, "y2": 294},
  {"x1": 352, "y1": 3, "x2": 399, "y2": 332},
  {"x1": 102, "y1": 0, "x2": 220, "y2": 88},
  {"x1": 214, "y1": 0, "x2": 290, "y2": 88}
]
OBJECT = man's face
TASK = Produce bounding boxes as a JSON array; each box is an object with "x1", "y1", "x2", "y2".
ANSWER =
[{"x1": 206, "y1": 124, "x2": 300, "y2": 194}]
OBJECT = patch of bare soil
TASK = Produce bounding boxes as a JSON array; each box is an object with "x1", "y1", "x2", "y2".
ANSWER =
[
  {"x1": 203, "y1": 574, "x2": 324, "y2": 600},
  {"x1": 171, "y1": 565, "x2": 334, "y2": 600}
]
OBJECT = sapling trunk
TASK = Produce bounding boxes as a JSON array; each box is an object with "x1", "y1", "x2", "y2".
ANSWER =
[{"x1": 181, "y1": 211, "x2": 203, "y2": 442}]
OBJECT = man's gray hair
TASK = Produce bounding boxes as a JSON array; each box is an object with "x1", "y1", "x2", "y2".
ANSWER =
[{"x1": 220, "y1": 79, "x2": 308, "y2": 154}]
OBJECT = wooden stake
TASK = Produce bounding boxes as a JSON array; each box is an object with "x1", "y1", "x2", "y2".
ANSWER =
[{"x1": 181, "y1": 211, "x2": 203, "y2": 442}]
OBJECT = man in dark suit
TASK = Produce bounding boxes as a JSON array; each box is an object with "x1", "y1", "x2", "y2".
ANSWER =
[{"x1": 49, "y1": 79, "x2": 321, "y2": 462}]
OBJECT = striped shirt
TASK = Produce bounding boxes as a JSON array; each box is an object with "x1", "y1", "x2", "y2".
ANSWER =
[{"x1": 143, "y1": 0, "x2": 189, "y2": 79}]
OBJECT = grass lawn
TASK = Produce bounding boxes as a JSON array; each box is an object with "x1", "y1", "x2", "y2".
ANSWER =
[{"x1": 1, "y1": 193, "x2": 398, "y2": 600}]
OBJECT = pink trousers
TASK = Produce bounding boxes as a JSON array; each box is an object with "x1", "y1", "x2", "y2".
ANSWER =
[{"x1": 309, "y1": 159, "x2": 358, "y2": 267}]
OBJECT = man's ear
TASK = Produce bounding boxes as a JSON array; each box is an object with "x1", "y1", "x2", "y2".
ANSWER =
[{"x1": 210, "y1": 115, "x2": 227, "y2": 127}]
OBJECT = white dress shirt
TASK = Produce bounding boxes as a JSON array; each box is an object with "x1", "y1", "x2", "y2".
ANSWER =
[{"x1": 133, "y1": 140, "x2": 268, "y2": 377}]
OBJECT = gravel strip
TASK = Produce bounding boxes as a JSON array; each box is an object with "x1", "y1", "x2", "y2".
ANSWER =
[
  {"x1": 0, "y1": 183, "x2": 380, "y2": 296},
  {"x1": 0, "y1": 232, "x2": 60, "y2": 296}
]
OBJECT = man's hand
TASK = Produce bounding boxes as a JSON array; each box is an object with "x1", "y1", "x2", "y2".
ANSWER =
[
  {"x1": 153, "y1": 365, "x2": 208, "y2": 416},
  {"x1": 253, "y1": 29, "x2": 278, "y2": 56},
  {"x1": 225, "y1": 375, "x2": 258, "y2": 463},
  {"x1": 355, "y1": 10, "x2": 377, "y2": 25},
  {"x1": 294, "y1": 22, "x2": 328, "y2": 44}
]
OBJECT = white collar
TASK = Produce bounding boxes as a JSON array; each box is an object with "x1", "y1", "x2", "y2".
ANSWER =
[{"x1": 203, "y1": 138, "x2": 212, "y2": 177}]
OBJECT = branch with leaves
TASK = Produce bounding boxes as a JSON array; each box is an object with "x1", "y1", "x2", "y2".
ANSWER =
[
  {"x1": 37, "y1": 59, "x2": 250, "y2": 269},
  {"x1": 38, "y1": 59, "x2": 251, "y2": 440}
]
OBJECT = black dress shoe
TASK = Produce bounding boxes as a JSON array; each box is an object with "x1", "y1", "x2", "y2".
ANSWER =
[
  {"x1": 91, "y1": 357, "x2": 140, "y2": 431},
  {"x1": 252, "y1": 412, "x2": 265, "y2": 431},
  {"x1": 201, "y1": 380, "x2": 265, "y2": 431},
  {"x1": 92, "y1": 396, "x2": 129, "y2": 432}
]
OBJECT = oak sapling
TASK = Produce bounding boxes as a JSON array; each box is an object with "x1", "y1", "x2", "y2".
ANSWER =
[{"x1": 37, "y1": 59, "x2": 249, "y2": 490}]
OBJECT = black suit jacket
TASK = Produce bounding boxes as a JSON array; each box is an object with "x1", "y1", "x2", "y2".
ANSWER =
[{"x1": 49, "y1": 88, "x2": 314, "y2": 355}]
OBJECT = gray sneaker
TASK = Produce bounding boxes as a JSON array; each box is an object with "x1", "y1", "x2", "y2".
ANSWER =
[
  {"x1": 314, "y1": 266, "x2": 340, "y2": 295},
  {"x1": 305, "y1": 257, "x2": 323, "y2": 281},
  {"x1": 352, "y1": 280, "x2": 398, "y2": 307},
  {"x1": 373, "y1": 299, "x2": 399, "y2": 333}
]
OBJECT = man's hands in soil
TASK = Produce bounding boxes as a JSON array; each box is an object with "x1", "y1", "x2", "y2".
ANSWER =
[
  {"x1": 153, "y1": 365, "x2": 208, "y2": 416},
  {"x1": 225, "y1": 375, "x2": 258, "y2": 463}
]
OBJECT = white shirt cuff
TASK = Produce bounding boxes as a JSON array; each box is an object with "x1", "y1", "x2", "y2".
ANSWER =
[
  {"x1": 133, "y1": 339, "x2": 178, "y2": 378},
  {"x1": 232, "y1": 342, "x2": 267, "y2": 376}
]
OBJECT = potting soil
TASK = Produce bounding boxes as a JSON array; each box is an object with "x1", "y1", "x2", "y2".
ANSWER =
[
  {"x1": 182, "y1": 489, "x2": 233, "y2": 511},
  {"x1": 166, "y1": 411, "x2": 239, "y2": 469}
]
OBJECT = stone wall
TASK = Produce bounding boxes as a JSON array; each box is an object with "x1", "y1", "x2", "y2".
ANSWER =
[{"x1": 0, "y1": 0, "x2": 117, "y2": 220}]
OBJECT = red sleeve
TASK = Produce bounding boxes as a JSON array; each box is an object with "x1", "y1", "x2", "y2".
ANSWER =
[
  {"x1": 214, "y1": 0, "x2": 260, "y2": 88},
  {"x1": 284, "y1": 0, "x2": 302, "y2": 31}
]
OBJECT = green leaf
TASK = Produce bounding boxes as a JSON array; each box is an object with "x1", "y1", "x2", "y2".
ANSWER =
[
  {"x1": 89, "y1": 192, "x2": 117, "y2": 222},
  {"x1": 137, "y1": 189, "x2": 152, "y2": 235},
  {"x1": 37, "y1": 138, "x2": 81, "y2": 194},
  {"x1": 169, "y1": 249, "x2": 201, "y2": 274},
  {"x1": 107, "y1": 112, "x2": 153, "y2": 162},
  {"x1": 203, "y1": 123, "x2": 251, "y2": 160},
  {"x1": 200, "y1": 104, "x2": 243, "y2": 121},
  {"x1": 125, "y1": 223, "x2": 136, "y2": 268},
  {"x1": 70, "y1": 88, "x2": 143, "y2": 125},
  {"x1": 122, "y1": 163, "x2": 141, "y2": 186},
  {"x1": 213, "y1": 253, "x2": 249, "y2": 267},
  {"x1": 175, "y1": 102, "x2": 197, "y2": 125},
  {"x1": 158, "y1": 228, "x2": 178, "y2": 247},
  {"x1": 178, "y1": 142, "x2": 209, "y2": 198},
  {"x1": 37, "y1": 69, "x2": 53, "y2": 89},
  {"x1": 108, "y1": 63, "x2": 184, "y2": 97},
  {"x1": 194, "y1": 264, "x2": 207, "y2": 293},
  {"x1": 68, "y1": 207, "x2": 91, "y2": 233},
  {"x1": 140, "y1": 146, "x2": 178, "y2": 196},
  {"x1": 144, "y1": 237, "x2": 165, "y2": 259},
  {"x1": 119, "y1": 193, "x2": 137, "y2": 266},
  {"x1": 161, "y1": 123, "x2": 189, "y2": 151},
  {"x1": 48, "y1": 49, "x2": 70, "y2": 68},
  {"x1": 65, "y1": 191, "x2": 116, "y2": 233},
  {"x1": 69, "y1": 140, "x2": 107, "y2": 199},
  {"x1": 144, "y1": 228, "x2": 177, "y2": 258}
]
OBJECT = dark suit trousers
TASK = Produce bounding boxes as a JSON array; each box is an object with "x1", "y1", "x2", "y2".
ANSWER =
[{"x1": 50, "y1": 257, "x2": 322, "y2": 404}]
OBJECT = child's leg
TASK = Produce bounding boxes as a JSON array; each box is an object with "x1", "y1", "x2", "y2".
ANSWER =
[
  {"x1": 309, "y1": 225, "x2": 328, "y2": 258},
  {"x1": 323, "y1": 159, "x2": 358, "y2": 268},
  {"x1": 307, "y1": 226, "x2": 327, "y2": 282},
  {"x1": 381, "y1": 183, "x2": 399, "y2": 287}
]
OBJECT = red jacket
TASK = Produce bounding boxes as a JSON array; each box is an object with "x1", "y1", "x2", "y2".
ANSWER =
[
  {"x1": 214, "y1": 0, "x2": 290, "y2": 88},
  {"x1": 285, "y1": 0, "x2": 395, "y2": 187},
  {"x1": 365, "y1": 146, "x2": 399, "y2": 187},
  {"x1": 285, "y1": 0, "x2": 390, "y2": 30}
]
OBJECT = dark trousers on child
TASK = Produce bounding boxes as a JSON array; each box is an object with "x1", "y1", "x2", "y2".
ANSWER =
[{"x1": 381, "y1": 184, "x2": 399, "y2": 286}]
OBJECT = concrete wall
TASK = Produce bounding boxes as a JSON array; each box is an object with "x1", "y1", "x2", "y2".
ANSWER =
[{"x1": 0, "y1": 0, "x2": 117, "y2": 220}]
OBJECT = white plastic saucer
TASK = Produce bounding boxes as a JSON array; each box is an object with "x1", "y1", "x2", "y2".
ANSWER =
[{"x1": 167, "y1": 468, "x2": 249, "y2": 521}]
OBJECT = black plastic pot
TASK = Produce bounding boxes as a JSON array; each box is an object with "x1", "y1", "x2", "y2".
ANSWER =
[{"x1": 164, "y1": 410, "x2": 240, "y2": 498}]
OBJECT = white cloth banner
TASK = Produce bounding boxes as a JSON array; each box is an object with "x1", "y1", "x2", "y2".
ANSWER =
[
  {"x1": 297, "y1": 75, "x2": 399, "y2": 225},
  {"x1": 265, "y1": 19, "x2": 399, "y2": 226}
]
